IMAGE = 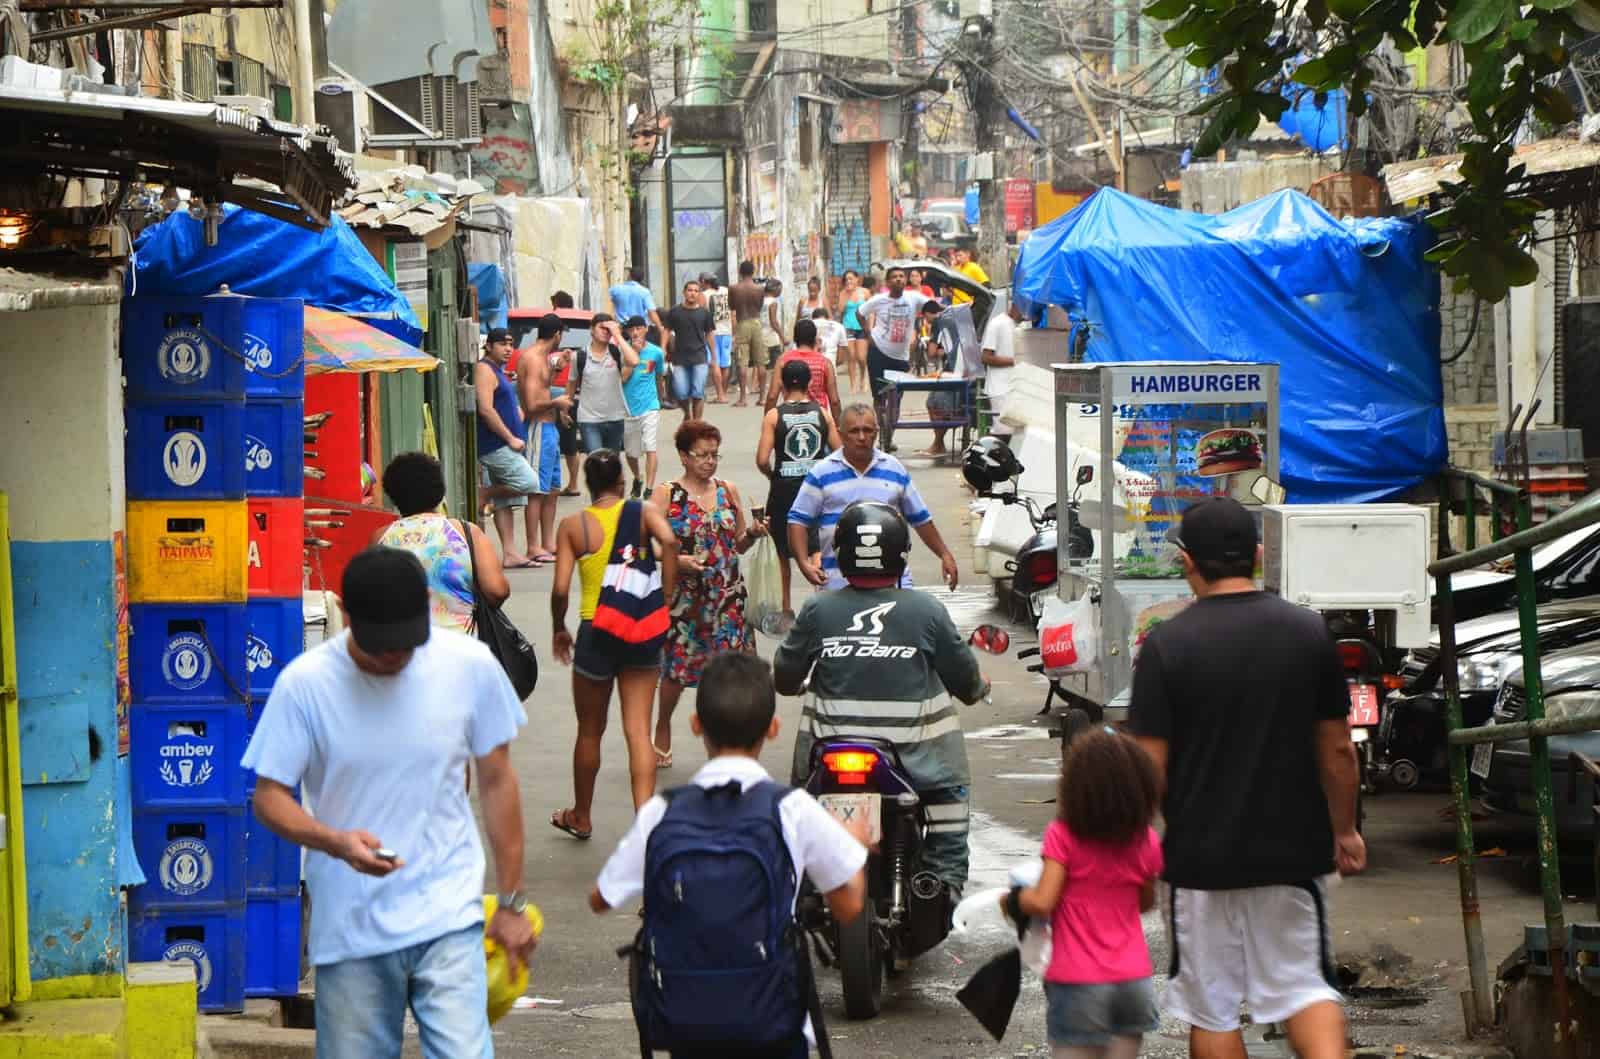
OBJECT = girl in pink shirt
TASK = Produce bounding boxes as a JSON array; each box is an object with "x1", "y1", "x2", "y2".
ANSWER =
[{"x1": 1010, "y1": 728, "x2": 1164, "y2": 1059}]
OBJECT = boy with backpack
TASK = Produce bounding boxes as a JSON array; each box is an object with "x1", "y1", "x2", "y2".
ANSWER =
[{"x1": 589, "y1": 651, "x2": 869, "y2": 1058}]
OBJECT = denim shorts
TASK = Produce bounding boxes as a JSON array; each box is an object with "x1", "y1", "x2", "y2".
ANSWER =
[
  {"x1": 578, "y1": 419, "x2": 624, "y2": 454},
  {"x1": 479, "y1": 445, "x2": 535, "y2": 510},
  {"x1": 314, "y1": 924, "x2": 490, "y2": 1058},
  {"x1": 1044, "y1": 977, "x2": 1159, "y2": 1047},
  {"x1": 671, "y1": 363, "x2": 708, "y2": 401},
  {"x1": 714, "y1": 333, "x2": 733, "y2": 368}
]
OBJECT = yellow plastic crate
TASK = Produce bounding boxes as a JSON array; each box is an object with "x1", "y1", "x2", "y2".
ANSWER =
[{"x1": 127, "y1": 500, "x2": 248, "y2": 603}]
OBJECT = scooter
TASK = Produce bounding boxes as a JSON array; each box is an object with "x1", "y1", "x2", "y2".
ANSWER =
[
  {"x1": 1337, "y1": 636, "x2": 1386, "y2": 832},
  {"x1": 798, "y1": 738, "x2": 954, "y2": 1020},
  {"x1": 1002, "y1": 464, "x2": 1095, "y2": 628}
]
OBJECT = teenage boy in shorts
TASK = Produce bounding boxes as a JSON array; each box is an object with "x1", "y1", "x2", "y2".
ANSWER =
[{"x1": 590, "y1": 652, "x2": 869, "y2": 1058}]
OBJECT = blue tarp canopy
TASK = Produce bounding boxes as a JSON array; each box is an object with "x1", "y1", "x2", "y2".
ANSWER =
[
  {"x1": 1013, "y1": 188, "x2": 1445, "y2": 504},
  {"x1": 130, "y1": 205, "x2": 423, "y2": 344},
  {"x1": 469, "y1": 262, "x2": 508, "y2": 332}
]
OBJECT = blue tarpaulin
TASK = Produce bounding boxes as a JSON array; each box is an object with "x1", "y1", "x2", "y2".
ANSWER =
[
  {"x1": 469, "y1": 262, "x2": 508, "y2": 332},
  {"x1": 1013, "y1": 188, "x2": 1445, "y2": 504},
  {"x1": 130, "y1": 205, "x2": 423, "y2": 344}
]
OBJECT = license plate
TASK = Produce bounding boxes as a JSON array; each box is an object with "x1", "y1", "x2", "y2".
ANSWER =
[
  {"x1": 1471, "y1": 742, "x2": 1494, "y2": 780},
  {"x1": 818, "y1": 793, "x2": 881, "y2": 846},
  {"x1": 1348, "y1": 684, "x2": 1380, "y2": 727}
]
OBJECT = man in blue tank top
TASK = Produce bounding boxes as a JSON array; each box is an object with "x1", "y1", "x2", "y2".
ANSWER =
[{"x1": 475, "y1": 328, "x2": 540, "y2": 567}]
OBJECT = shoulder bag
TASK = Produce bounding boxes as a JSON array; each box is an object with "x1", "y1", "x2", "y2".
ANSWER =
[{"x1": 459, "y1": 520, "x2": 539, "y2": 701}]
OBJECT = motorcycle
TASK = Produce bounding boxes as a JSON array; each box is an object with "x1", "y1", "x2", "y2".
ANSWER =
[
  {"x1": 798, "y1": 738, "x2": 955, "y2": 1019},
  {"x1": 1336, "y1": 635, "x2": 1386, "y2": 832},
  {"x1": 1002, "y1": 464, "x2": 1095, "y2": 628}
]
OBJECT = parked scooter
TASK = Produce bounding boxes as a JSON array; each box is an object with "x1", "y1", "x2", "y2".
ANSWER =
[
  {"x1": 1336, "y1": 635, "x2": 1386, "y2": 832},
  {"x1": 798, "y1": 738, "x2": 956, "y2": 1019}
]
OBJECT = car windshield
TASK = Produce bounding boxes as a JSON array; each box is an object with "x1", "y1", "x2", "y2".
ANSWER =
[{"x1": 1487, "y1": 525, "x2": 1600, "y2": 574}]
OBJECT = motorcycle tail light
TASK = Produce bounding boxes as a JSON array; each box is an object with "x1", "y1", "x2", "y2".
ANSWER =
[
  {"x1": 1022, "y1": 551, "x2": 1058, "y2": 589},
  {"x1": 1337, "y1": 642, "x2": 1367, "y2": 673},
  {"x1": 823, "y1": 750, "x2": 878, "y2": 784},
  {"x1": 1382, "y1": 673, "x2": 1405, "y2": 690}
]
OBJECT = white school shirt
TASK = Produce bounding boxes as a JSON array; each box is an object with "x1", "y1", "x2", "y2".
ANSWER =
[
  {"x1": 595, "y1": 755, "x2": 868, "y2": 1046},
  {"x1": 242, "y1": 630, "x2": 526, "y2": 966},
  {"x1": 980, "y1": 312, "x2": 1017, "y2": 403}
]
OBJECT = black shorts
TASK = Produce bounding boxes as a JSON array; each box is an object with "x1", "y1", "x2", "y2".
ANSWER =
[
  {"x1": 767, "y1": 484, "x2": 817, "y2": 560},
  {"x1": 867, "y1": 342, "x2": 908, "y2": 399},
  {"x1": 559, "y1": 416, "x2": 579, "y2": 456},
  {"x1": 573, "y1": 620, "x2": 661, "y2": 682}
]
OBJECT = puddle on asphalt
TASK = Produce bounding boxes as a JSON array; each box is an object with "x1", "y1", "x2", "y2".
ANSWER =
[{"x1": 967, "y1": 723, "x2": 1053, "y2": 741}]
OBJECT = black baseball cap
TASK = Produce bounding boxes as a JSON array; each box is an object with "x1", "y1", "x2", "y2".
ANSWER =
[
  {"x1": 624, "y1": 315, "x2": 648, "y2": 330},
  {"x1": 485, "y1": 327, "x2": 514, "y2": 345},
  {"x1": 343, "y1": 548, "x2": 432, "y2": 653},
  {"x1": 1167, "y1": 497, "x2": 1257, "y2": 562}
]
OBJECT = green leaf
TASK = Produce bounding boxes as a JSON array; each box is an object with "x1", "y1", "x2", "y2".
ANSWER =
[
  {"x1": 1533, "y1": 82, "x2": 1578, "y2": 123},
  {"x1": 1412, "y1": 0, "x2": 1444, "y2": 43},
  {"x1": 1291, "y1": 57, "x2": 1338, "y2": 85},
  {"x1": 1328, "y1": 0, "x2": 1366, "y2": 18},
  {"x1": 1499, "y1": 244, "x2": 1540, "y2": 287},
  {"x1": 1509, "y1": 17, "x2": 1538, "y2": 38},
  {"x1": 1532, "y1": 0, "x2": 1577, "y2": 11},
  {"x1": 1306, "y1": 0, "x2": 1331, "y2": 26},
  {"x1": 1447, "y1": 0, "x2": 1513, "y2": 42},
  {"x1": 1142, "y1": 0, "x2": 1192, "y2": 19},
  {"x1": 1194, "y1": 97, "x2": 1242, "y2": 156}
]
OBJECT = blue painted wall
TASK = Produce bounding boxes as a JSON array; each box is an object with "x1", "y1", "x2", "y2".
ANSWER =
[{"x1": 13, "y1": 540, "x2": 123, "y2": 980}]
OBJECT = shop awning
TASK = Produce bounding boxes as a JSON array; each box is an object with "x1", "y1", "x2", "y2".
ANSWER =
[
  {"x1": 0, "y1": 83, "x2": 354, "y2": 229},
  {"x1": 305, "y1": 305, "x2": 438, "y2": 374}
]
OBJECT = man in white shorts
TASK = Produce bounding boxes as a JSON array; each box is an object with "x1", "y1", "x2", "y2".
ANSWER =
[
  {"x1": 621, "y1": 316, "x2": 667, "y2": 498},
  {"x1": 1130, "y1": 498, "x2": 1365, "y2": 1059}
]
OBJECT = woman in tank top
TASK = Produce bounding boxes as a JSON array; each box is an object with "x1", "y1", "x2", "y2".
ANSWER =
[
  {"x1": 374, "y1": 452, "x2": 508, "y2": 633},
  {"x1": 548, "y1": 450, "x2": 680, "y2": 839},
  {"x1": 756, "y1": 361, "x2": 840, "y2": 621},
  {"x1": 837, "y1": 269, "x2": 869, "y2": 393}
]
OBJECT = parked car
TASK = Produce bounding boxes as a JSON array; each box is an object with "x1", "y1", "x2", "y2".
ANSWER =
[
  {"x1": 1380, "y1": 600, "x2": 1600, "y2": 790},
  {"x1": 1441, "y1": 521, "x2": 1600, "y2": 624},
  {"x1": 1480, "y1": 639, "x2": 1600, "y2": 838},
  {"x1": 913, "y1": 212, "x2": 974, "y2": 251},
  {"x1": 505, "y1": 307, "x2": 594, "y2": 363}
]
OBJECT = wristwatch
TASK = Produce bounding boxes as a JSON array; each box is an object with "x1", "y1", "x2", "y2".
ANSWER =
[{"x1": 498, "y1": 891, "x2": 529, "y2": 915}]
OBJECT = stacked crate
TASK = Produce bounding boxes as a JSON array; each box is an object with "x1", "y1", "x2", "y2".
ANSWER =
[
  {"x1": 123, "y1": 293, "x2": 306, "y2": 1011},
  {"x1": 1494, "y1": 429, "x2": 1590, "y2": 524}
]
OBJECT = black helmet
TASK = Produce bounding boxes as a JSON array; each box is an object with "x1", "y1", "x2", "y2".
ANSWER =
[
  {"x1": 835, "y1": 501, "x2": 910, "y2": 580},
  {"x1": 962, "y1": 436, "x2": 1022, "y2": 494}
]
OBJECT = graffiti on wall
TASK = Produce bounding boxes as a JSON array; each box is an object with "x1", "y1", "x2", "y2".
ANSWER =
[{"x1": 472, "y1": 104, "x2": 538, "y2": 195}]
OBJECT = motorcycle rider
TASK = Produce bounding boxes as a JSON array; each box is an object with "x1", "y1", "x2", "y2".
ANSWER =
[{"x1": 773, "y1": 501, "x2": 989, "y2": 893}]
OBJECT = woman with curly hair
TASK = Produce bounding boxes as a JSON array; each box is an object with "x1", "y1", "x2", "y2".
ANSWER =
[{"x1": 648, "y1": 419, "x2": 767, "y2": 767}]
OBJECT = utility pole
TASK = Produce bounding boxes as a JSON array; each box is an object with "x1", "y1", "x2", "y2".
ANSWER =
[
  {"x1": 291, "y1": 0, "x2": 317, "y2": 126},
  {"x1": 965, "y1": 16, "x2": 1009, "y2": 284}
]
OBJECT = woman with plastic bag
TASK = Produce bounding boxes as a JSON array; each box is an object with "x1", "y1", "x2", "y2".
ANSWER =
[
  {"x1": 755, "y1": 358, "x2": 840, "y2": 627},
  {"x1": 953, "y1": 727, "x2": 1164, "y2": 1056},
  {"x1": 649, "y1": 419, "x2": 766, "y2": 767}
]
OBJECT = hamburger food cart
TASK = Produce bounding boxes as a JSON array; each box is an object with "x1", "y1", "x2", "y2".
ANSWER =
[{"x1": 1050, "y1": 361, "x2": 1280, "y2": 719}]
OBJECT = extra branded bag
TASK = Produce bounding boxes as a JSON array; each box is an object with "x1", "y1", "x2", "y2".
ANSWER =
[
  {"x1": 1038, "y1": 591, "x2": 1098, "y2": 676},
  {"x1": 626, "y1": 781, "x2": 831, "y2": 1059},
  {"x1": 460, "y1": 520, "x2": 539, "y2": 701},
  {"x1": 591, "y1": 500, "x2": 668, "y2": 648}
]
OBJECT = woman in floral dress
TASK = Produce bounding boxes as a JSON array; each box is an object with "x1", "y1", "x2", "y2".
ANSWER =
[{"x1": 648, "y1": 419, "x2": 768, "y2": 767}]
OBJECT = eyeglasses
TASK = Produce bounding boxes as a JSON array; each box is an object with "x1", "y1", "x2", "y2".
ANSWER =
[{"x1": 686, "y1": 450, "x2": 721, "y2": 461}]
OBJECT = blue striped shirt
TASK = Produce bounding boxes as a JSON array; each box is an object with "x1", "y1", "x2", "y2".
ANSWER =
[{"x1": 786, "y1": 448, "x2": 932, "y2": 589}]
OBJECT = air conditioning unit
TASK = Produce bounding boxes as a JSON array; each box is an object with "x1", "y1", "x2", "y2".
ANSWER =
[
  {"x1": 215, "y1": 94, "x2": 274, "y2": 121},
  {"x1": 314, "y1": 78, "x2": 364, "y2": 153},
  {"x1": 374, "y1": 75, "x2": 481, "y2": 143}
]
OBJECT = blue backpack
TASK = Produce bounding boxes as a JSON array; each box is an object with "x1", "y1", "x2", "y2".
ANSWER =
[{"x1": 628, "y1": 780, "x2": 831, "y2": 1058}]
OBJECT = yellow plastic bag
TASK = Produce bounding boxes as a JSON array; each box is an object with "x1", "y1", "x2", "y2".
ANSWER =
[{"x1": 483, "y1": 894, "x2": 544, "y2": 1024}]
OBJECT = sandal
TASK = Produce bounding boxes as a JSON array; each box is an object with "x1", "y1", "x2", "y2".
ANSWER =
[
  {"x1": 550, "y1": 808, "x2": 592, "y2": 840},
  {"x1": 654, "y1": 744, "x2": 673, "y2": 770},
  {"x1": 528, "y1": 551, "x2": 557, "y2": 565}
]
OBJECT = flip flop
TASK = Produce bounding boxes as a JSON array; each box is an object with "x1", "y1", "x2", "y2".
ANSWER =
[
  {"x1": 550, "y1": 809, "x2": 592, "y2": 841},
  {"x1": 654, "y1": 744, "x2": 673, "y2": 770},
  {"x1": 528, "y1": 551, "x2": 557, "y2": 565},
  {"x1": 503, "y1": 557, "x2": 539, "y2": 569}
]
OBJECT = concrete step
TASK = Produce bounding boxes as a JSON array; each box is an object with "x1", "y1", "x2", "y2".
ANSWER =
[{"x1": 197, "y1": 1018, "x2": 314, "y2": 1059}]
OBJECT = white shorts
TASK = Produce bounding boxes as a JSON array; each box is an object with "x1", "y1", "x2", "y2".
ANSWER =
[
  {"x1": 624, "y1": 411, "x2": 659, "y2": 458},
  {"x1": 1163, "y1": 880, "x2": 1343, "y2": 1031}
]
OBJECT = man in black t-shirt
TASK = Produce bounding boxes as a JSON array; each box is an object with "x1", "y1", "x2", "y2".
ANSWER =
[
  {"x1": 1130, "y1": 497, "x2": 1364, "y2": 1059},
  {"x1": 661, "y1": 279, "x2": 714, "y2": 419}
]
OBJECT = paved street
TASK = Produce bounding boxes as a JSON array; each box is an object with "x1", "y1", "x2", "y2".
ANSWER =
[{"x1": 450, "y1": 391, "x2": 1555, "y2": 1057}]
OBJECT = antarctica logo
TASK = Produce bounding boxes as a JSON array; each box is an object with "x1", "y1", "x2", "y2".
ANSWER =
[
  {"x1": 156, "y1": 329, "x2": 211, "y2": 384},
  {"x1": 245, "y1": 434, "x2": 274, "y2": 473},
  {"x1": 245, "y1": 633, "x2": 274, "y2": 674},
  {"x1": 240, "y1": 332, "x2": 274, "y2": 370},
  {"x1": 162, "y1": 941, "x2": 213, "y2": 991},
  {"x1": 159, "y1": 837, "x2": 214, "y2": 897},
  {"x1": 163, "y1": 431, "x2": 208, "y2": 488},
  {"x1": 160, "y1": 633, "x2": 212, "y2": 691}
]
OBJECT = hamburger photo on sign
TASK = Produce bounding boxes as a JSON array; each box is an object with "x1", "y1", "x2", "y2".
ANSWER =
[{"x1": 1194, "y1": 428, "x2": 1263, "y2": 477}]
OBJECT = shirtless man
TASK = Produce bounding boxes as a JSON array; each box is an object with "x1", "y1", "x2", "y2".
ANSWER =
[
  {"x1": 728, "y1": 260, "x2": 768, "y2": 408},
  {"x1": 516, "y1": 314, "x2": 572, "y2": 563}
]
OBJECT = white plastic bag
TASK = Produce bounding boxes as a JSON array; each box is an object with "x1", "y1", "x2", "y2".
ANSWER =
[
  {"x1": 1038, "y1": 591, "x2": 1098, "y2": 676},
  {"x1": 950, "y1": 861, "x2": 1053, "y2": 978},
  {"x1": 743, "y1": 534, "x2": 784, "y2": 635}
]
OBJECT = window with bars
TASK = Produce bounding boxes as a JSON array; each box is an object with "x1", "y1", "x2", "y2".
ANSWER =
[
  {"x1": 218, "y1": 56, "x2": 268, "y2": 99},
  {"x1": 747, "y1": 0, "x2": 775, "y2": 35}
]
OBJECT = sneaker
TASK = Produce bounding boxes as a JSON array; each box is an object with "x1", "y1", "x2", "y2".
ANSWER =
[{"x1": 630, "y1": 479, "x2": 643, "y2": 499}]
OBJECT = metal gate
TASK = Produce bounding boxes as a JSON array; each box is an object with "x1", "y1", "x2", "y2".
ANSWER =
[{"x1": 666, "y1": 154, "x2": 728, "y2": 291}]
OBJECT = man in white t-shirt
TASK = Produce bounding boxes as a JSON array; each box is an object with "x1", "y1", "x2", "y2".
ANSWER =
[
  {"x1": 810, "y1": 306, "x2": 848, "y2": 365},
  {"x1": 980, "y1": 295, "x2": 1022, "y2": 433},
  {"x1": 242, "y1": 548, "x2": 532, "y2": 1056},
  {"x1": 857, "y1": 265, "x2": 930, "y2": 452}
]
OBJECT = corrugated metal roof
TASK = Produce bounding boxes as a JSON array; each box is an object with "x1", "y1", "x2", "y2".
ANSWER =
[
  {"x1": 0, "y1": 266, "x2": 121, "y2": 312},
  {"x1": 337, "y1": 168, "x2": 486, "y2": 236},
  {"x1": 1382, "y1": 138, "x2": 1600, "y2": 202}
]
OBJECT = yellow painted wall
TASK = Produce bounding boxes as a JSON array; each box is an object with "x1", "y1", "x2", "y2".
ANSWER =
[
  {"x1": 776, "y1": 0, "x2": 890, "y2": 60},
  {"x1": 180, "y1": 10, "x2": 297, "y2": 83}
]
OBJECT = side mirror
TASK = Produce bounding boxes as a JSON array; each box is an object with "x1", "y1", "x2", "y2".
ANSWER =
[
  {"x1": 969, "y1": 624, "x2": 1011, "y2": 655},
  {"x1": 1075, "y1": 465, "x2": 1094, "y2": 487}
]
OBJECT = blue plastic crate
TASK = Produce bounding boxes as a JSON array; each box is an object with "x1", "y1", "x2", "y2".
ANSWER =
[
  {"x1": 123, "y1": 295, "x2": 304, "y2": 401},
  {"x1": 130, "y1": 703, "x2": 248, "y2": 810},
  {"x1": 244, "y1": 894, "x2": 303, "y2": 998},
  {"x1": 244, "y1": 399, "x2": 304, "y2": 498},
  {"x1": 244, "y1": 790, "x2": 299, "y2": 896},
  {"x1": 246, "y1": 598, "x2": 302, "y2": 701},
  {"x1": 126, "y1": 401, "x2": 246, "y2": 501},
  {"x1": 127, "y1": 899, "x2": 246, "y2": 1013},
  {"x1": 131, "y1": 808, "x2": 245, "y2": 906},
  {"x1": 129, "y1": 603, "x2": 248, "y2": 704}
]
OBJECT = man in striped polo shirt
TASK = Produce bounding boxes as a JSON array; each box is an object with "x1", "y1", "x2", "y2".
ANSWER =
[{"x1": 786, "y1": 402, "x2": 960, "y2": 591}]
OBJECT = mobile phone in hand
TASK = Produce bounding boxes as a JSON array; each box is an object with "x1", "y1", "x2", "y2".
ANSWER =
[
  {"x1": 374, "y1": 848, "x2": 399, "y2": 863},
  {"x1": 752, "y1": 506, "x2": 766, "y2": 521}
]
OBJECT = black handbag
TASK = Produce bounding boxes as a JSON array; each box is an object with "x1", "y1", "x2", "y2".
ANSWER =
[{"x1": 459, "y1": 520, "x2": 539, "y2": 701}]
